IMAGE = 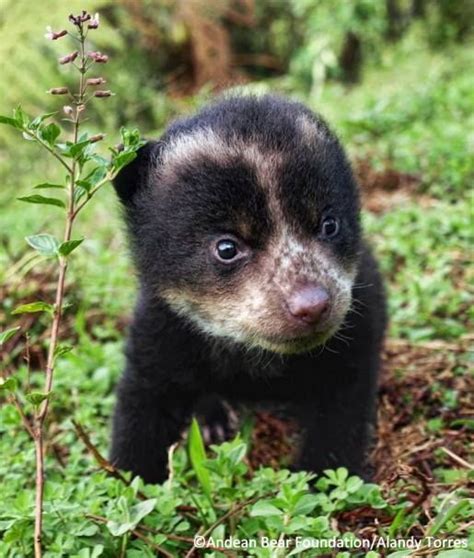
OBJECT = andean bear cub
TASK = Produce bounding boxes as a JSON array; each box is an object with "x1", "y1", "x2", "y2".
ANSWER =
[{"x1": 111, "y1": 94, "x2": 387, "y2": 483}]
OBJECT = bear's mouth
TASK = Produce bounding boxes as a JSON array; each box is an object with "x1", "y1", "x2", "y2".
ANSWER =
[{"x1": 253, "y1": 328, "x2": 338, "y2": 354}]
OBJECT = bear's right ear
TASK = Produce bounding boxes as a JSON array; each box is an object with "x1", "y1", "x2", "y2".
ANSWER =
[{"x1": 113, "y1": 141, "x2": 161, "y2": 205}]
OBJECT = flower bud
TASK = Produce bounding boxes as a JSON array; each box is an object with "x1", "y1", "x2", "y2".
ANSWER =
[
  {"x1": 88, "y1": 51, "x2": 108, "y2": 63},
  {"x1": 94, "y1": 90, "x2": 113, "y2": 98},
  {"x1": 86, "y1": 77, "x2": 106, "y2": 86},
  {"x1": 69, "y1": 11, "x2": 91, "y2": 25},
  {"x1": 77, "y1": 104, "x2": 86, "y2": 113},
  {"x1": 63, "y1": 106, "x2": 74, "y2": 116},
  {"x1": 89, "y1": 134, "x2": 105, "y2": 143},
  {"x1": 115, "y1": 143, "x2": 125, "y2": 153},
  {"x1": 79, "y1": 10, "x2": 91, "y2": 22},
  {"x1": 88, "y1": 13, "x2": 100, "y2": 29},
  {"x1": 59, "y1": 51, "x2": 78, "y2": 65},
  {"x1": 45, "y1": 27, "x2": 67, "y2": 40},
  {"x1": 49, "y1": 87, "x2": 69, "y2": 95}
]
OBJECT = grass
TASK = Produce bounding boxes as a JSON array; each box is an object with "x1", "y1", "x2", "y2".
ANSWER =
[{"x1": 1, "y1": 26, "x2": 473, "y2": 558}]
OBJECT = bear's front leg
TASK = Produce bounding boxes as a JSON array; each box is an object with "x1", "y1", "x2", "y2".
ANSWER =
[
  {"x1": 110, "y1": 296, "x2": 203, "y2": 483},
  {"x1": 110, "y1": 366, "x2": 196, "y2": 483},
  {"x1": 293, "y1": 359, "x2": 379, "y2": 479}
]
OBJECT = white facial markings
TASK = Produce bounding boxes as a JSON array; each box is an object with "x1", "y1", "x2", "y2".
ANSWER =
[
  {"x1": 160, "y1": 232, "x2": 356, "y2": 354},
  {"x1": 157, "y1": 127, "x2": 286, "y2": 199},
  {"x1": 261, "y1": 227, "x2": 356, "y2": 328},
  {"x1": 161, "y1": 286, "x2": 265, "y2": 346},
  {"x1": 156, "y1": 126, "x2": 356, "y2": 353},
  {"x1": 296, "y1": 115, "x2": 330, "y2": 145},
  {"x1": 158, "y1": 128, "x2": 228, "y2": 179}
]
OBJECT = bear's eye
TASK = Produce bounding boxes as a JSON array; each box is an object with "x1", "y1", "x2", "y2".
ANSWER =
[
  {"x1": 321, "y1": 217, "x2": 339, "y2": 238},
  {"x1": 215, "y1": 239, "x2": 239, "y2": 261}
]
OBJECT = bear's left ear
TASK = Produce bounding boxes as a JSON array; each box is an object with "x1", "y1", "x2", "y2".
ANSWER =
[{"x1": 113, "y1": 140, "x2": 161, "y2": 205}]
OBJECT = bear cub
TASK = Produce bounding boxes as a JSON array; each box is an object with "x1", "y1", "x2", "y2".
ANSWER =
[{"x1": 111, "y1": 95, "x2": 387, "y2": 483}]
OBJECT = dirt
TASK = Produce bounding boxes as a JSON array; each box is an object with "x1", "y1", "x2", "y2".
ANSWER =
[{"x1": 354, "y1": 157, "x2": 437, "y2": 213}]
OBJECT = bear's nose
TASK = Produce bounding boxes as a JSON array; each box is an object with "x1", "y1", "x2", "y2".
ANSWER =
[{"x1": 286, "y1": 285, "x2": 330, "y2": 325}]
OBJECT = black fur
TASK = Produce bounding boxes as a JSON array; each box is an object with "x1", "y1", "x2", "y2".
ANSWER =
[{"x1": 111, "y1": 95, "x2": 387, "y2": 483}]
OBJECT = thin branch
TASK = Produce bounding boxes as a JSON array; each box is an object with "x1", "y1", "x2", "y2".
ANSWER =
[
  {"x1": 71, "y1": 420, "x2": 147, "y2": 499},
  {"x1": 71, "y1": 172, "x2": 113, "y2": 219},
  {"x1": 7, "y1": 393, "x2": 35, "y2": 439},
  {"x1": 184, "y1": 493, "x2": 274, "y2": 558},
  {"x1": 440, "y1": 447, "x2": 474, "y2": 470},
  {"x1": 33, "y1": 433, "x2": 44, "y2": 557},
  {"x1": 21, "y1": 129, "x2": 73, "y2": 175}
]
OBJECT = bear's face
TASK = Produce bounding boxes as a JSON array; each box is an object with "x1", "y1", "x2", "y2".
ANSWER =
[{"x1": 121, "y1": 97, "x2": 361, "y2": 353}]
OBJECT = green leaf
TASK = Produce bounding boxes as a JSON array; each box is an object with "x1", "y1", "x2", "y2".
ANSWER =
[
  {"x1": 106, "y1": 521, "x2": 130, "y2": 537},
  {"x1": 77, "y1": 166, "x2": 107, "y2": 193},
  {"x1": 22, "y1": 131, "x2": 36, "y2": 141},
  {"x1": 40, "y1": 122, "x2": 60, "y2": 146},
  {"x1": 120, "y1": 127, "x2": 144, "y2": 150},
  {"x1": 428, "y1": 498, "x2": 471, "y2": 536},
  {"x1": 188, "y1": 417, "x2": 212, "y2": 500},
  {"x1": 34, "y1": 183, "x2": 64, "y2": 190},
  {"x1": 293, "y1": 494, "x2": 319, "y2": 516},
  {"x1": 13, "y1": 106, "x2": 28, "y2": 127},
  {"x1": 12, "y1": 301, "x2": 54, "y2": 315},
  {"x1": 54, "y1": 344, "x2": 73, "y2": 358},
  {"x1": 58, "y1": 238, "x2": 84, "y2": 257},
  {"x1": 26, "y1": 234, "x2": 60, "y2": 256},
  {"x1": 18, "y1": 195, "x2": 65, "y2": 208},
  {"x1": 250, "y1": 500, "x2": 283, "y2": 517},
  {"x1": 0, "y1": 326, "x2": 20, "y2": 345},
  {"x1": 0, "y1": 377, "x2": 18, "y2": 392},
  {"x1": 113, "y1": 151, "x2": 136, "y2": 171},
  {"x1": 346, "y1": 476, "x2": 363, "y2": 493},
  {"x1": 336, "y1": 467, "x2": 349, "y2": 483},
  {"x1": 451, "y1": 418, "x2": 474, "y2": 430},
  {"x1": 29, "y1": 112, "x2": 57, "y2": 130},
  {"x1": 106, "y1": 498, "x2": 156, "y2": 538},
  {"x1": 70, "y1": 140, "x2": 91, "y2": 158},
  {"x1": 0, "y1": 115, "x2": 22, "y2": 129},
  {"x1": 26, "y1": 391, "x2": 51, "y2": 406},
  {"x1": 227, "y1": 442, "x2": 247, "y2": 467},
  {"x1": 129, "y1": 499, "x2": 156, "y2": 526}
]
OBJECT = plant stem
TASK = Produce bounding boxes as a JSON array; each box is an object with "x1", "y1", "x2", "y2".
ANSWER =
[
  {"x1": 22, "y1": 129, "x2": 73, "y2": 175},
  {"x1": 71, "y1": 172, "x2": 113, "y2": 218},
  {"x1": 33, "y1": 23, "x2": 88, "y2": 558},
  {"x1": 33, "y1": 434, "x2": 44, "y2": 557}
]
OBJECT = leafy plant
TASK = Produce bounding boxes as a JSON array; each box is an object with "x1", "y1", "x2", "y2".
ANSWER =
[{"x1": 0, "y1": 11, "x2": 143, "y2": 557}]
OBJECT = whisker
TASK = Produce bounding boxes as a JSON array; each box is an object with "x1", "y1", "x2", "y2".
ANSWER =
[{"x1": 352, "y1": 282, "x2": 373, "y2": 290}]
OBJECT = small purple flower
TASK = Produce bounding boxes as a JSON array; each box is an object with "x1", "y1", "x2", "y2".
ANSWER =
[
  {"x1": 59, "y1": 51, "x2": 79, "y2": 65},
  {"x1": 45, "y1": 27, "x2": 67, "y2": 40},
  {"x1": 89, "y1": 133, "x2": 105, "y2": 143},
  {"x1": 63, "y1": 106, "x2": 74, "y2": 116},
  {"x1": 80, "y1": 11, "x2": 92, "y2": 22},
  {"x1": 48, "y1": 87, "x2": 69, "y2": 95},
  {"x1": 86, "y1": 77, "x2": 106, "y2": 86},
  {"x1": 93, "y1": 90, "x2": 113, "y2": 98},
  {"x1": 88, "y1": 51, "x2": 108, "y2": 63},
  {"x1": 88, "y1": 13, "x2": 100, "y2": 29}
]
